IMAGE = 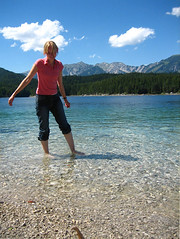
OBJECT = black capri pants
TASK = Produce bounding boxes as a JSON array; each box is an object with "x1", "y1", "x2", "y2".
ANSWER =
[{"x1": 36, "y1": 94, "x2": 71, "y2": 141}]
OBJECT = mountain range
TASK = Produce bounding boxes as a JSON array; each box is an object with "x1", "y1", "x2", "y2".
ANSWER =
[
  {"x1": 1, "y1": 56, "x2": 179, "y2": 97},
  {"x1": 62, "y1": 55, "x2": 180, "y2": 76}
]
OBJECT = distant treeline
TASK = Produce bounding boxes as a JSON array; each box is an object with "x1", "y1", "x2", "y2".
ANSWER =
[
  {"x1": 63, "y1": 73, "x2": 180, "y2": 95},
  {"x1": 0, "y1": 72, "x2": 179, "y2": 97}
]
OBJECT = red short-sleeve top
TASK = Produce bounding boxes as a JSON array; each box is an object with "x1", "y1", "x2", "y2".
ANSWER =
[{"x1": 35, "y1": 57, "x2": 63, "y2": 95}]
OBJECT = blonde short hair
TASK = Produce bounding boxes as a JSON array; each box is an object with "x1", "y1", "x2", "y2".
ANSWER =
[{"x1": 43, "y1": 41, "x2": 58, "y2": 55}]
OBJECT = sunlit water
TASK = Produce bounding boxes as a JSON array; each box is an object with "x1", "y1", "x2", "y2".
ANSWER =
[{"x1": 0, "y1": 95, "x2": 179, "y2": 234}]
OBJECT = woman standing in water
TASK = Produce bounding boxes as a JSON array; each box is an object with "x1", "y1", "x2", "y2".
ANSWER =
[{"x1": 8, "y1": 40, "x2": 84, "y2": 156}]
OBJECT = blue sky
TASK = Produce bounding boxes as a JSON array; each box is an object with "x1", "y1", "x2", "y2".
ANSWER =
[{"x1": 0, "y1": 0, "x2": 179, "y2": 73}]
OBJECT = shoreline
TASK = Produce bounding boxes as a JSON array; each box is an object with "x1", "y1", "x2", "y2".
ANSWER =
[
  {"x1": 4, "y1": 92, "x2": 180, "y2": 98},
  {"x1": 75, "y1": 92, "x2": 180, "y2": 97}
]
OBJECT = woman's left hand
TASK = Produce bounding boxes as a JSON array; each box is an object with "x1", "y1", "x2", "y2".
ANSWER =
[{"x1": 64, "y1": 98, "x2": 70, "y2": 108}]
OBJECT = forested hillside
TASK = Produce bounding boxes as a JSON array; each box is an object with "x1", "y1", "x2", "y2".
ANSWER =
[
  {"x1": 0, "y1": 67, "x2": 179, "y2": 97},
  {"x1": 0, "y1": 68, "x2": 37, "y2": 97},
  {"x1": 63, "y1": 73, "x2": 180, "y2": 95}
]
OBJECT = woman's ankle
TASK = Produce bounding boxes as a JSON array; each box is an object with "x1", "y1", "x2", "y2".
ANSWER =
[{"x1": 41, "y1": 140, "x2": 49, "y2": 154}]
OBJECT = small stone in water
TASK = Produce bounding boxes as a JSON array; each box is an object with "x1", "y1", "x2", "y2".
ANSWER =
[{"x1": 28, "y1": 200, "x2": 36, "y2": 204}]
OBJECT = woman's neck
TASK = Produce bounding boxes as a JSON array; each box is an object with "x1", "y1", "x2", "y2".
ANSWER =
[{"x1": 48, "y1": 58, "x2": 55, "y2": 66}]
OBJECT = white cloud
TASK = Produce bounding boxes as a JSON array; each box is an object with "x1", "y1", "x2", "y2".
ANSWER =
[
  {"x1": 11, "y1": 42, "x2": 17, "y2": 47},
  {"x1": 177, "y1": 40, "x2": 180, "y2": 43},
  {"x1": 89, "y1": 54, "x2": 101, "y2": 59},
  {"x1": 109, "y1": 27, "x2": 155, "y2": 48},
  {"x1": 68, "y1": 35, "x2": 85, "y2": 44},
  {"x1": 166, "y1": 7, "x2": 180, "y2": 17},
  {"x1": 0, "y1": 19, "x2": 68, "y2": 52},
  {"x1": 89, "y1": 54, "x2": 96, "y2": 58},
  {"x1": 73, "y1": 36, "x2": 85, "y2": 41}
]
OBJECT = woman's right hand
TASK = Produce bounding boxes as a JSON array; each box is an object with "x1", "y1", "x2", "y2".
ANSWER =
[{"x1": 8, "y1": 94, "x2": 15, "y2": 106}]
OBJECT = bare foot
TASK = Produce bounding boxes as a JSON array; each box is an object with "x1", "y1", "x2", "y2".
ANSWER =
[
  {"x1": 72, "y1": 150, "x2": 85, "y2": 156},
  {"x1": 44, "y1": 153, "x2": 55, "y2": 159}
]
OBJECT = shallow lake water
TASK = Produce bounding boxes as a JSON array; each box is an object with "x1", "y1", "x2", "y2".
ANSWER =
[{"x1": 0, "y1": 95, "x2": 179, "y2": 238}]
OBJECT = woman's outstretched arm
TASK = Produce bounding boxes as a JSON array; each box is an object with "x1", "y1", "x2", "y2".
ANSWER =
[{"x1": 8, "y1": 64, "x2": 38, "y2": 106}]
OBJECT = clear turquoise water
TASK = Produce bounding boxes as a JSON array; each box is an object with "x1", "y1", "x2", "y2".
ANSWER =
[{"x1": 0, "y1": 95, "x2": 179, "y2": 220}]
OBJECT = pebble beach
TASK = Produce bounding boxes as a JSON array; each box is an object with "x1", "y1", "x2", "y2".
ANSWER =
[
  {"x1": 0, "y1": 154, "x2": 179, "y2": 239},
  {"x1": 0, "y1": 181, "x2": 179, "y2": 239}
]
